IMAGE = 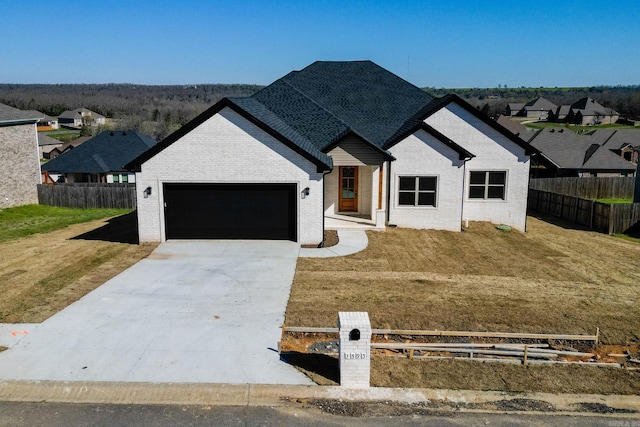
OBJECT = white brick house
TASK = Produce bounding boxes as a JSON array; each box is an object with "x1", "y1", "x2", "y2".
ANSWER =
[{"x1": 127, "y1": 61, "x2": 535, "y2": 245}]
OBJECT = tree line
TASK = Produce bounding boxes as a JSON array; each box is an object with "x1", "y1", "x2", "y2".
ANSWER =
[
  {"x1": 0, "y1": 84, "x2": 262, "y2": 140},
  {"x1": 1, "y1": 83, "x2": 638, "y2": 141}
]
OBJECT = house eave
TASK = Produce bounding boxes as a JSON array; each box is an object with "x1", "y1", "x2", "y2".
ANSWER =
[
  {"x1": 423, "y1": 94, "x2": 539, "y2": 157},
  {"x1": 124, "y1": 98, "x2": 333, "y2": 173}
]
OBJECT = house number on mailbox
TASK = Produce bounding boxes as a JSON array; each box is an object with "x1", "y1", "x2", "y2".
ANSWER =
[{"x1": 343, "y1": 352, "x2": 367, "y2": 360}]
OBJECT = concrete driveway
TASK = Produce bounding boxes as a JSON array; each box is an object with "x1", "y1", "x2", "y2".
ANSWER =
[{"x1": 0, "y1": 241, "x2": 313, "y2": 385}]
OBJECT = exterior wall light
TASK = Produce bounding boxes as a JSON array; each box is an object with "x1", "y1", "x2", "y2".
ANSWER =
[
  {"x1": 301, "y1": 187, "x2": 310, "y2": 199},
  {"x1": 143, "y1": 186, "x2": 152, "y2": 198}
]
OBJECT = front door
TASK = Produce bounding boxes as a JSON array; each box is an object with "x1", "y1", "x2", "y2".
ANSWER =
[{"x1": 339, "y1": 166, "x2": 358, "y2": 212}]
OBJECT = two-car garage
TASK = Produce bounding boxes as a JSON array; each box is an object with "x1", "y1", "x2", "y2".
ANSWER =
[{"x1": 163, "y1": 183, "x2": 297, "y2": 241}]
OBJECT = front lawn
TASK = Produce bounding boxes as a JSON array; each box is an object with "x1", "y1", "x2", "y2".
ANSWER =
[
  {"x1": 0, "y1": 209, "x2": 156, "y2": 323},
  {"x1": 285, "y1": 217, "x2": 640, "y2": 393},
  {"x1": 288, "y1": 218, "x2": 639, "y2": 343},
  {"x1": 0, "y1": 205, "x2": 130, "y2": 243}
]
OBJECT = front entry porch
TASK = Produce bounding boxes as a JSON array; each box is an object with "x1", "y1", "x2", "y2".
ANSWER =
[
  {"x1": 324, "y1": 163, "x2": 386, "y2": 230},
  {"x1": 323, "y1": 134, "x2": 390, "y2": 231},
  {"x1": 325, "y1": 212, "x2": 380, "y2": 230}
]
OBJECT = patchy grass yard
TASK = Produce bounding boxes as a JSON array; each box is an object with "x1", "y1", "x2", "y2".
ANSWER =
[
  {"x1": 285, "y1": 216, "x2": 640, "y2": 393},
  {"x1": 0, "y1": 205, "x2": 131, "y2": 243},
  {"x1": 0, "y1": 209, "x2": 156, "y2": 323},
  {"x1": 288, "y1": 217, "x2": 639, "y2": 343}
]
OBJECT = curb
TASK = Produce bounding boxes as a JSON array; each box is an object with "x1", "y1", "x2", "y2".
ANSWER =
[{"x1": 1, "y1": 381, "x2": 639, "y2": 417}]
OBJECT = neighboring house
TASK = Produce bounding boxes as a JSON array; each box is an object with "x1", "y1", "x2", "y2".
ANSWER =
[
  {"x1": 506, "y1": 103, "x2": 524, "y2": 116},
  {"x1": 57, "y1": 108, "x2": 106, "y2": 128},
  {"x1": 24, "y1": 110, "x2": 58, "y2": 130},
  {"x1": 594, "y1": 128, "x2": 640, "y2": 164},
  {"x1": 517, "y1": 97, "x2": 557, "y2": 120},
  {"x1": 126, "y1": 61, "x2": 535, "y2": 245},
  {"x1": 529, "y1": 128, "x2": 636, "y2": 177},
  {"x1": 42, "y1": 130, "x2": 156, "y2": 183},
  {"x1": 548, "y1": 104, "x2": 571, "y2": 122},
  {"x1": 0, "y1": 103, "x2": 42, "y2": 207},
  {"x1": 567, "y1": 97, "x2": 619, "y2": 125},
  {"x1": 38, "y1": 133, "x2": 64, "y2": 159}
]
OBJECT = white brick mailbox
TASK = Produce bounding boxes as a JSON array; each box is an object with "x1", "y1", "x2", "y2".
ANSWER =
[{"x1": 338, "y1": 311, "x2": 372, "y2": 388}]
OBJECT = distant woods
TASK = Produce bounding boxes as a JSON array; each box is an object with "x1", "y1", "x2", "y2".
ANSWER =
[
  {"x1": 1, "y1": 83, "x2": 639, "y2": 141},
  {"x1": 0, "y1": 84, "x2": 262, "y2": 140}
]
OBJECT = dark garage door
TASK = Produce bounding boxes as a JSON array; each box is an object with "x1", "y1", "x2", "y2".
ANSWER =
[{"x1": 163, "y1": 183, "x2": 297, "y2": 241}]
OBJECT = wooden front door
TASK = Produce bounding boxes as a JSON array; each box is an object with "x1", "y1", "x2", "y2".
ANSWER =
[{"x1": 339, "y1": 166, "x2": 358, "y2": 212}]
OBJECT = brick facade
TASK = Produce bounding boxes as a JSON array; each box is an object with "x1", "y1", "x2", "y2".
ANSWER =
[
  {"x1": 424, "y1": 103, "x2": 530, "y2": 231},
  {"x1": 136, "y1": 107, "x2": 324, "y2": 245},
  {"x1": 0, "y1": 123, "x2": 40, "y2": 207}
]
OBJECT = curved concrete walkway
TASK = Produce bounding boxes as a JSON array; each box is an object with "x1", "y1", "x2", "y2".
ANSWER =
[{"x1": 299, "y1": 230, "x2": 368, "y2": 258}]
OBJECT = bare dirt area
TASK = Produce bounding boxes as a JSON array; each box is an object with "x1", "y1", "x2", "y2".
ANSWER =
[
  {"x1": 0, "y1": 214, "x2": 157, "y2": 323},
  {"x1": 284, "y1": 215, "x2": 640, "y2": 393}
]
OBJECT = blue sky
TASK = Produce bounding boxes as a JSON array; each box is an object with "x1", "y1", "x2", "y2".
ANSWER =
[{"x1": 1, "y1": 1, "x2": 639, "y2": 87}]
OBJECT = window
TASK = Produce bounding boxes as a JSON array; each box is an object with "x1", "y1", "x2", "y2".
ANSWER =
[
  {"x1": 398, "y1": 176, "x2": 437, "y2": 207},
  {"x1": 122, "y1": 174, "x2": 129, "y2": 183},
  {"x1": 469, "y1": 171, "x2": 506, "y2": 200}
]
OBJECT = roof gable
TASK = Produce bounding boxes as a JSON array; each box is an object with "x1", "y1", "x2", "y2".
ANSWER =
[
  {"x1": 570, "y1": 97, "x2": 618, "y2": 116},
  {"x1": 127, "y1": 61, "x2": 534, "y2": 172},
  {"x1": 410, "y1": 94, "x2": 537, "y2": 156},
  {"x1": 125, "y1": 98, "x2": 333, "y2": 172},
  {"x1": 523, "y1": 97, "x2": 557, "y2": 111}
]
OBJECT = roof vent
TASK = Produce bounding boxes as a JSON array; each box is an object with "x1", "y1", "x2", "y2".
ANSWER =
[
  {"x1": 550, "y1": 129, "x2": 555, "y2": 133},
  {"x1": 122, "y1": 131, "x2": 127, "y2": 136},
  {"x1": 559, "y1": 129, "x2": 564, "y2": 133},
  {"x1": 109, "y1": 131, "x2": 114, "y2": 136}
]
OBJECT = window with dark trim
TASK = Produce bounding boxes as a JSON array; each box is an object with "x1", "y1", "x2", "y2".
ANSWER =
[
  {"x1": 469, "y1": 171, "x2": 506, "y2": 200},
  {"x1": 398, "y1": 176, "x2": 437, "y2": 207}
]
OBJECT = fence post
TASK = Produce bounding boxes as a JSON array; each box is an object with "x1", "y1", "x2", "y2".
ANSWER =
[
  {"x1": 635, "y1": 164, "x2": 640, "y2": 203},
  {"x1": 608, "y1": 203, "x2": 615, "y2": 235}
]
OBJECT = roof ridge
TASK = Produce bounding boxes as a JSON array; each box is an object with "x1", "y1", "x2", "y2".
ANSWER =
[{"x1": 278, "y1": 79, "x2": 353, "y2": 135}]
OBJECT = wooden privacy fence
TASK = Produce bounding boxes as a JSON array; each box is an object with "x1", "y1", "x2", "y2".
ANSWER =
[
  {"x1": 38, "y1": 183, "x2": 136, "y2": 209},
  {"x1": 529, "y1": 177, "x2": 635, "y2": 200},
  {"x1": 528, "y1": 189, "x2": 640, "y2": 234}
]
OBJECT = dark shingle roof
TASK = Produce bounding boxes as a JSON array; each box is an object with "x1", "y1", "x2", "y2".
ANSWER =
[
  {"x1": 529, "y1": 128, "x2": 635, "y2": 171},
  {"x1": 228, "y1": 96, "x2": 334, "y2": 166},
  {"x1": 523, "y1": 97, "x2": 557, "y2": 112},
  {"x1": 570, "y1": 97, "x2": 618, "y2": 116},
  {"x1": 42, "y1": 130, "x2": 157, "y2": 173},
  {"x1": 58, "y1": 107, "x2": 105, "y2": 120},
  {"x1": 126, "y1": 61, "x2": 534, "y2": 171},
  {"x1": 267, "y1": 61, "x2": 435, "y2": 149},
  {"x1": 37, "y1": 133, "x2": 63, "y2": 147},
  {"x1": 0, "y1": 103, "x2": 42, "y2": 125},
  {"x1": 496, "y1": 115, "x2": 535, "y2": 141},
  {"x1": 596, "y1": 129, "x2": 640, "y2": 149}
]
